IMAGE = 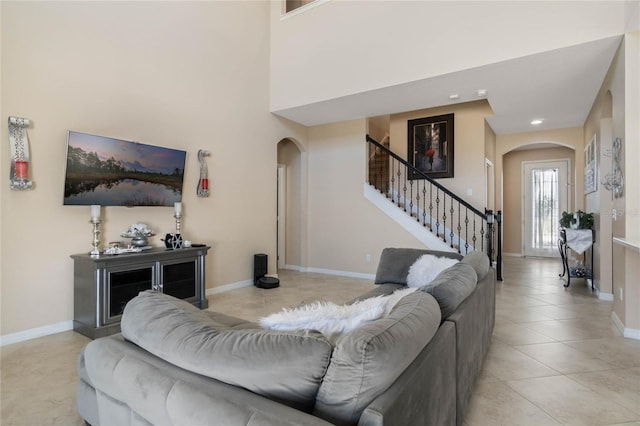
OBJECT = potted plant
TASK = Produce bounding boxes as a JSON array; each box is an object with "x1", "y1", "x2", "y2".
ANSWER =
[{"x1": 559, "y1": 210, "x2": 593, "y2": 229}]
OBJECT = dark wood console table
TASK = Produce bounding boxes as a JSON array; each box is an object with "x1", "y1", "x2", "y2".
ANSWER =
[
  {"x1": 558, "y1": 229, "x2": 594, "y2": 290},
  {"x1": 71, "y1": 246, "x2": 209, "y2": 339}
]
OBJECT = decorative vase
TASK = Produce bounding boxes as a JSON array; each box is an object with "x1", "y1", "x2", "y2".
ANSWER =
[{"x1": 130, "y1": 235, "x2": 148, "y2": 247}]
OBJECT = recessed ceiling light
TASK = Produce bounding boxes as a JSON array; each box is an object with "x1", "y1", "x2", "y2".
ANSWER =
[
  {"x1": 476, "y1": 89, "x2": 488, "y2": 97},
  {"x1": 531, "y1": 119, "x2": 544, "y2": 125},
  {"x1": 449, "y1": 94, "x2": 460, "y2": 100}
]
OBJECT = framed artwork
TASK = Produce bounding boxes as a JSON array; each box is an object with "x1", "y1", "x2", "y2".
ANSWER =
[
  {"x1": 584, "y1": 133, "x2": 597, "y2": 194},
  {"x1": 407, "y1": 113, "x2": 454, "y2": 179}
]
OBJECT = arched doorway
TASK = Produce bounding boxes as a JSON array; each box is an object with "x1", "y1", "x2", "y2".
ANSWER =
[
  {"x1": 502, "y1": 142, "x2": 576, "y2": 257},
  {"x1": 276, "y1": 138, "x2": 305, "y2": 270}
]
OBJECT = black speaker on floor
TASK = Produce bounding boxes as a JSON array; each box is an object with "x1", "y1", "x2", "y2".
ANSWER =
[
  {"x1": 254, "y1": 253, "x2": 267, "y2": 284},
  {"x1": 253, "y1": 253, "x2": 280, "y2": 289}
]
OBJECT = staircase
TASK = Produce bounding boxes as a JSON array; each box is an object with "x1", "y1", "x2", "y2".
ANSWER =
[{"x1": 366, "y1": 135, "x2": 502, "y2": 280}]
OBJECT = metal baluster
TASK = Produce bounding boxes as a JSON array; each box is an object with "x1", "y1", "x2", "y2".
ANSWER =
[
  {"x1": 464, "y1": 208, "x2": 470, "y2": 254},
  {"x1": 442, "y1": 194, "x2": 447, "y2": 243},
  {"x1": 402, "y1": 164, "x2": 408, "y2": 212},
  {"x1": 472, "y1": 218, "x2": 477, "y2": 253},
  {"x1": 422, "y1": 186, "x2": 427, "y2": 226},
  {"x1": 409, "y1": 177, "x2": 414, "y2": 216},
  {"x1": 450, "y1": 199, "x2": 455, "y2": 249},
  {"x1": 429, "y1": 183, "x2": 433, "y2": 231},
  {"x1": 396, "y1": 163, "x2": 402, "y2": 207},
  {"x1": 390, "y1": 157, "x2": 396, "y2": 202},
  {"x1": 456, "y1": 202, "x2": 461, "y2": 252},
  {"x1": 435, "y1": 188, "x2": 440, "y2": 239}
]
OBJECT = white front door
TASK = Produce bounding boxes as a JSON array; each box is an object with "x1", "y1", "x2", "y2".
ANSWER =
[{"x1": 522, "y1": 160, "x2": 569, "y2": 257}]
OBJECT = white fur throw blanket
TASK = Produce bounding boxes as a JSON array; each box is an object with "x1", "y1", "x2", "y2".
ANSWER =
[
  {"x1": 407, "y1": 254, "x2": 459, "y2": 288},
  {"x1": 259, "y1": 287, "x2": 417, "y2": 343}
]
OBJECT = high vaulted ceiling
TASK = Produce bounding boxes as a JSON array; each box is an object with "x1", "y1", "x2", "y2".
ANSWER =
[{"x1": 272, "y1": 36, "x2": 623, "y2": 135}]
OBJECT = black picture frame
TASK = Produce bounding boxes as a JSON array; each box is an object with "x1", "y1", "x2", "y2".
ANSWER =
[{"x1": 407, "y1": 113, "x2": 454, "y2": 179}]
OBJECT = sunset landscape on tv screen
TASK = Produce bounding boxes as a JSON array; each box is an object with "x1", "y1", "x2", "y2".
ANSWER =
[{"x1": 63, "y1": 131, "x2": 186, "y2": 207}]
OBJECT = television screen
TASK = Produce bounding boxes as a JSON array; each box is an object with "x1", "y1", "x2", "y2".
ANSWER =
[{"x1": 63, "y1": 131, "x2": 187, "y2": 207}]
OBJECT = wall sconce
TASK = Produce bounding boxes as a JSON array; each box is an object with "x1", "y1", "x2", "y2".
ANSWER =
[
  {"x1": 197, "y1": 150, "x2": 210, "y2": 198},
  {"x1": 8, "y1": 116, "x2": 34, "y2": 190},
  {"x1": 601, "y1": 137, "x2": 624, "y2": 198}
]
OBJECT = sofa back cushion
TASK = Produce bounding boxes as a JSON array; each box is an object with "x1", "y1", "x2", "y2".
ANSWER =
[
  {"x1": 313, "y1": 291, "x2": 441, "y2": 425},
  {"x1": 461, "y1": 250, "x2": 491, "y2": 281},
  {"x1": 374, "y1": 248, "x2": 462, "y2": 285},
  {"x1": 120, "y1": 291, "x2": 333, "y2": 410},
  {"x1": 421, "y1": 262, "x2": 477, "y2": 319}
]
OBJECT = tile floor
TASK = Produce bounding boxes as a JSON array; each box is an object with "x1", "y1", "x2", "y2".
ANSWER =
[{"x1": 1, "y1": 257, "x2": 639, "y2": 425}]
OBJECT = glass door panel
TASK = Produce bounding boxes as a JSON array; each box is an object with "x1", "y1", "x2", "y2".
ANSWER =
[
  {"x1": 106, "y1": 266, "x2": 153, "y2": 322},
  {"x1": 162, "y1": 260, "x2": 197, "y2": 300}
]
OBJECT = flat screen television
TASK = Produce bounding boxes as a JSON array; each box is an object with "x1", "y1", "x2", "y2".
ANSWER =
[{"x1": 63, "y1": 131, "x2": 187, "y2": 207}]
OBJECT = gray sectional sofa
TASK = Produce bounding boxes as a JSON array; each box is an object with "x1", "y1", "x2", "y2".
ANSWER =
[{"x1": 77, "y1": 248, "x2": 495, "y2": 426}]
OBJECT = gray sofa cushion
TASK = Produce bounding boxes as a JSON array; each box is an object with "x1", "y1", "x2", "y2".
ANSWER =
[
  {"x1": 421, "y1": 262, "x2": 477, "y2": 319},
  {"x1": 120, "y1": 291, "x2": 333, "y2": 409},
  {"x1": 81, "y1": 334, "x2": 336, "y2": 426},
  {"x1": 374, "y1": 248, "x2": 462, "y2": 285},
  {"x1": 461, "y1": 250, "x2": 490, "y2": 281},
  {"x1": 313, "y1": 291, "x2": 441, "y2": 425}
]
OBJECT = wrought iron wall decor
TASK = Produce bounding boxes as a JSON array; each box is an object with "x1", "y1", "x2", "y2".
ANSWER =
[
  {"x1": 8, "y1": 116, "x2": 34, "y2": 190},
  {"x1": 407, "y1": 114, "x2": 454, "y2": 179},
  {"x1": 197, "y1": 149, "x2": 210, "y2": 197},
  {"x1": 584, "y1": 134, "x2": 597, "y2": 194},
  {"x1": 601, "y1": 137, "x2": 624, "y2": 198}
]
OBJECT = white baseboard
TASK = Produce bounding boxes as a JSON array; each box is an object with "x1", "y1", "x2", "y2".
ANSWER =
[
  {"x1": 206, "y1": 279, "x2": 254, "y2": 295},
  {"x1": 597, "y1": 291, "x2": 614, "y2": 301},
  {"x1": 611, "y1": 311, "x2": 640, "y2": 340},
  {"x1": 283, "y1": 264, "x2": 303, "y2": 271},
  {"x1": 304, "y1": 267, "x2": 375, "y2": 281},
  {"x1": 503, "y1": 252, "x2": 523, "y2": 257},
  {"x1": 0, "y1": 320, "x2": 74, "y2": 347},
  {"x1": 282, "y1": 264, "x2": 375, "y2": 280}
]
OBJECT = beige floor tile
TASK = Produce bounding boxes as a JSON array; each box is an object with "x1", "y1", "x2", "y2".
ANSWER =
[
  {"x1": 514, "y1": 341, "x2": 618, "y2": 374},
  {"x1": 464, "y1": 380, "x2": 562, "y2": 425},
  {"x1": 506, "y1": 375, "x2": 639, "y2": 425},
  {"x1": 493, "y1": 323, "x2": 557, "y2": 345},
  {"x1": 529, "y1": 291, "x2": 601, "y2": 305},
  {"x1": 521, "y1": 318, "x2": 618, "y2": 341},
  {"x1": 495, "y1": 306, "x2": 556, "y2": 324},
  {"x1": 564, "y1": 337, "x2": 640, "y2": 368},
  {"x1": 1, "y1": 331, "x2": 89, "y2": 426},
  {"x1": 494, "y1": 293, "x2": 551, "y2": 307},
  {"x1": 481, "y1": 340, "x2": 560, "y2": 381},
  {"x1": 568, "y1": 367, "x2": 640, "y2": 416}
]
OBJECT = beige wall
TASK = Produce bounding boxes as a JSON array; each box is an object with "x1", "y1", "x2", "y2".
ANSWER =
[
  {"x1": 623, "y1": 31, "x2": 640, "y2": 332},
  {"x1": 585, "y1": 30, "x2": 639, "y2": 333},
  {"x1": 270, "y1": 1, "x2": 627, "y2": 112},
  {"x1": 306, "y1": 119, "x2": 428, "y2": 275},
  {"x1": 496, "y1": 128, "x2": 584, "y2": 211},
  {"x1": 502, "y1": 147, "x2": 576, "y2": 256},
  {"x1": 484, "y1": 122, "x2": 497, "y2": 210},
  {"x1": 389, "y1": 101, "x2": 494, "y2": 211},
  {"x1": 0, "y1": 1, "x2": 305, "y2": 337}
]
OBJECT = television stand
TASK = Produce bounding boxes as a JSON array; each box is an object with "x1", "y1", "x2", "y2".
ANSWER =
[{"x1": 71, "y1": 246, "x2": 209, "y2": 339}]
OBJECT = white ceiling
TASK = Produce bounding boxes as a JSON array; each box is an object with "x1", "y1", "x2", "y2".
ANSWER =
[{"x1": 271, "y1": 36, "x2": 623, "y2": 135}]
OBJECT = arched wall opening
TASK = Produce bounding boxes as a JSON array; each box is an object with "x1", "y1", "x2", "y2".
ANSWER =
[
  {"x1": 500, "y1": 141, "x2": 577, "y2": 256},
  {"x1": 276, "y1": 138, "x2": 306, "y2": 270}
]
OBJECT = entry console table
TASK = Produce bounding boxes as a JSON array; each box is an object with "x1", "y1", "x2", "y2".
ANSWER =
[
  {"x1": 71, "y1": 246, "x2": 209, "y2": 339},
  {"x1": 558, "y1": 229, "x2": 595, "y2": 290}
]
